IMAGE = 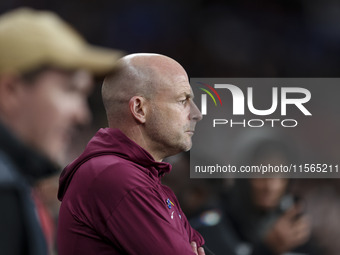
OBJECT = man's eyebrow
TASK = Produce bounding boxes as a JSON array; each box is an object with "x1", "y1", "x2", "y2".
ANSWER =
[{"x1": 180, "y1": 91, "x2": 194, "y2": 99}]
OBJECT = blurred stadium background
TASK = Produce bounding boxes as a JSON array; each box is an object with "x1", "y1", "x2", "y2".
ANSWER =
[{"x1": 2, "y1": 1, "x2": 340, "y2": 254}]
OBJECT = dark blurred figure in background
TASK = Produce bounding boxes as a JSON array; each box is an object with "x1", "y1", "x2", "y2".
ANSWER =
[
  {"x1": 216, "y1": 133, "x2": 314, "y2": 255},
  {"x1": 0, "y1": 8, "x2": 121, "y2": 255},
  {"x1": 217, "y1": 178, "x2": 314, "y2": 255},
  {"x1": 292, "y1": 178, "x2": 340, "y2": 255},
  {"x1": 165, "y1": 131, "x2": 325, "y2": 255}
]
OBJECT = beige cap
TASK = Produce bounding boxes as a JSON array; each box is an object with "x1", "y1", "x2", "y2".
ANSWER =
[{"x1": 0, "y1": 8, "x2": 123, "y2": 76}]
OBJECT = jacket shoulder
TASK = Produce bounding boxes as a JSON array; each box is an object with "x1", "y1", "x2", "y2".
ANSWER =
[
  {"x1": 0, "y1": 151, "x2": 21, "y2": 185},
  {"x1": 78, "y1": 154, "x2": 156, "y2": 194}
]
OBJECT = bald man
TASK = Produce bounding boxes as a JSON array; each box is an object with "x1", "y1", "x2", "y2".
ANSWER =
[{"x1": 57, "y1": 54, "x2": 208, "y2": 255}]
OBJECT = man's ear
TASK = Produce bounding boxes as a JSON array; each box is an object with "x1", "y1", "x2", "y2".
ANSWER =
[
  {"x1": 129, "y1": 96, "x2": 148, "y2": 124},
  {"x1": 0, "y1": 75, "x2": 23, "y2": 113}
]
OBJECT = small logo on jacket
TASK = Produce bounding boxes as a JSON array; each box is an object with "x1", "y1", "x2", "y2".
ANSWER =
[
  {"x1": 166, "y1": 198, "x2": 174, "y2": 209},
  {"x1": 166, "y1": 198, "x2": 182, "y2": 220}
]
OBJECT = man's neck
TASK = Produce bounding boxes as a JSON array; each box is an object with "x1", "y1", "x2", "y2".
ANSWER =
[{"x1": 113, "y1": 125, "x2": 164, "y2": 162}]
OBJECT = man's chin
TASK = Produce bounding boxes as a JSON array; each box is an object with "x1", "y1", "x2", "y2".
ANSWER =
[
  {"x1": 183, "y1": 141, "x2": 192, "y2": 152},
  {"x1": 44, "y1": 144, "x2": 68, "y2": 166}
]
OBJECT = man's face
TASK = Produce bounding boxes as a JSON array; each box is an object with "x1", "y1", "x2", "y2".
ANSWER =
[
  {"x1": 15, "y1": 69, "x2": 93, "y2": 164},
  {"x1": 145, "y1": 72, "x2": 202, "y2": 159}
]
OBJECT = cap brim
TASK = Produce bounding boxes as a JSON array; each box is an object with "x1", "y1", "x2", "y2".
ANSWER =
[
  {"x1": 0, "y1": 8, "x2": 125, "y2": 76},
  {"x1": 69, "y1": 45, "x2": 124, "y2": 76}
]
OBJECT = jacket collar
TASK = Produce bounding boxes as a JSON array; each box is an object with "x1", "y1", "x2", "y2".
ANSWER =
[
  {"x1": 106, "y1": 128, "x2": 172, "y2": 177},
  {"x1": 0, "y1": 122, "x2": 58, "y2": 184}
]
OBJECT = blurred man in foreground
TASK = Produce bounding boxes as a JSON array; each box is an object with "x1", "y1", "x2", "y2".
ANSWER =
[
  {"x1": 57, "y1": 53, "x2": 209, "y2": 254},
  {"x1": 0, "y1": 8, "x2": 121, "y2": 255}
]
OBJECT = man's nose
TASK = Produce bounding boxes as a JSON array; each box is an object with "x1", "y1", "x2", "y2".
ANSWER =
[{"x1": 190, "y1": 100, "x2": 203, "y2": 122}]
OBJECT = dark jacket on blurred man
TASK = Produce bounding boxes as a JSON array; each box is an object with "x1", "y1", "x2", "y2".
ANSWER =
[{"x1": 0, "y1": 123, "x2": 56, "y2": 255}]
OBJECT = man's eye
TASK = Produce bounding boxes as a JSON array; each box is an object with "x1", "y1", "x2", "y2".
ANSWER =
[{"x1": 180, "y1": 99, "x2": 187, "y2": 104}]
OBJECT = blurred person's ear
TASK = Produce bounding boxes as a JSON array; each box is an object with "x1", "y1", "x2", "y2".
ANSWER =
[{"x1": 0, "y1": 75, "x2": 24, "y2": 114}]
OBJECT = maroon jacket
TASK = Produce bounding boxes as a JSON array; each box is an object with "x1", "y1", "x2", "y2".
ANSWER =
[{"x1": 57, "y1": 128, "x2": 204, "y2": 255}]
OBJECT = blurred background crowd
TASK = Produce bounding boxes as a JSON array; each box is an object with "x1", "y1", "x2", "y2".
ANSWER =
[{"x1": 1, "y1": 0, "x2": 340, "y2": 254}]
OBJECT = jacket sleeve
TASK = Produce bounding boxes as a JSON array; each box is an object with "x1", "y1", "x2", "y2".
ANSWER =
[
  {"x1": 174, "y1": 194, "x2": 205, "y2": 247},
  {"x1": 101, "y1": 187, "x2": 200, "y2": 255},
  {"x1": 0, "y1": 189, "x2": 25, "y2": 255}
]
